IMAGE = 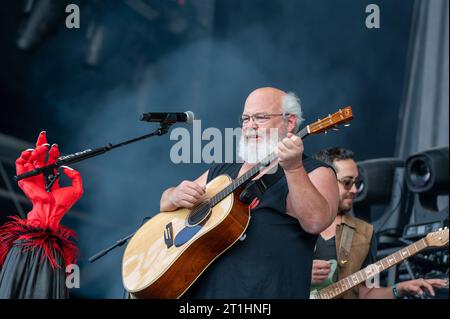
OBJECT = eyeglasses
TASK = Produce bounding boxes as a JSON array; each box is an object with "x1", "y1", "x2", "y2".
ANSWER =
[
  {"x1": 240, "y1": 113, "x2": 290, "y2": 125},
  {"x1": 338, "y1": 177, "x2": 362, "y2": 191}
]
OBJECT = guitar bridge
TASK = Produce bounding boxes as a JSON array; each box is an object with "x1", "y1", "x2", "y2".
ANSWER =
[{"x1": 164, "y1": 222, "x2": 174, "y2": 248}]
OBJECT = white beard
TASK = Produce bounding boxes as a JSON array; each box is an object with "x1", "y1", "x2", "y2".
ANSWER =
[{"x1": 237, "y1": 128, "x2": 282, "y2": 164}]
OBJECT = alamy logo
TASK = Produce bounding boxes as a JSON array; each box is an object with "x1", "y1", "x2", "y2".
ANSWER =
[
  {"x1": 169, "y1": 120, "x2": 281, "y2": 165},
  {"x1": 66, "y1": 264, "x2": 80, "y2": 288},
  {"x1": 364, "y1": 264, "x2": 381, "y2": 288},
  {"x1": 65, "y1": 4, "x2": 80, "y2": 29},
  {"x1": 365, "y1": 4, "x2": 380, "y2": 29}
]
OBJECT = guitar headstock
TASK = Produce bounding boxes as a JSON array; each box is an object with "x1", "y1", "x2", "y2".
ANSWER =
[
  {"x1": 425, "y1": 228, "x2": 449, "y2": 248},
  {"x1": 308, "y1": 106, "x2": 353, "y2": 135}
]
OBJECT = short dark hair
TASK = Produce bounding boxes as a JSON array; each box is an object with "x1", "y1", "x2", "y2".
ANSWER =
[{"x1": 314, "y1": 147, "x2": 355, "y2": 169}]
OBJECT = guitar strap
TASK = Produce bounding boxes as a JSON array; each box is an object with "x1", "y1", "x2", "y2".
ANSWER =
[
  {"x1": 337, "y1": 224, "x2": 354, "y2": 266},
  {"x1": 239, "y1": 165, "x2": 285, "y2": 205}
]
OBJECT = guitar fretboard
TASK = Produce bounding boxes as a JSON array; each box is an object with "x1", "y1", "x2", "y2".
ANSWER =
[{"x1": 314, "y1": 238, "x2": 428, "y2": 299}]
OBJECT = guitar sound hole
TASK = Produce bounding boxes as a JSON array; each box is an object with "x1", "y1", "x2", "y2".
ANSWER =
[{"x1": 187, "y1": 201, "x2": 211, "y2": 226}]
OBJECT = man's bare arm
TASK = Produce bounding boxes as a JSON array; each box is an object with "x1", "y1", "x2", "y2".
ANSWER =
[
  {"x1": 286, "y1": 166, "x2": 339, "y2": 234},
  {"x1": 160, "y1": 171, "x2": 208, "y2": 211}
]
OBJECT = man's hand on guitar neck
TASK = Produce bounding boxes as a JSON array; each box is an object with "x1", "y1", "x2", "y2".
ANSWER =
[{"x1": 277, "y1": 133, "x2": 304, "y2": 172}]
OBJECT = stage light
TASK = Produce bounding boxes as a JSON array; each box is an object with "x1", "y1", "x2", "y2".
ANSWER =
[
  {"x1": 354, "y1": 158, "x2": 404, "y2": 207},
  {"x1": 404, "y1": 146, "x2": 449, "y2": 229},
  {"x1": 405, "y1": 146, "x2": 449, "y2": 195},
  {"x1": 16, "y1": 0, "x2": 65, "y2": 51},
  {"x1": 353, "y1": 158, "x2": 413, "y2": 239}
]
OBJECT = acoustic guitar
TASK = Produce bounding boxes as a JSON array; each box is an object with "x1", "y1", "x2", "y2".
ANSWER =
[
  {"x1": 310, "y1": 228, "x2": 449, "y2": 299},
  {"x1": 122, "y1": 107, "x2": 353, "y2": 298}
]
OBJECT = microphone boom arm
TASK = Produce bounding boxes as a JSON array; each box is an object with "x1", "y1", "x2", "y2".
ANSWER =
[{"x1": 14, "y1": 123, "x2": 173, "y2": 191}]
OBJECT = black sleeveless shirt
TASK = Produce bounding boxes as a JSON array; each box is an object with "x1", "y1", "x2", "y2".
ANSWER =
[{"x1": 184, "y1": 155, "x2": 333, "y2": 299}]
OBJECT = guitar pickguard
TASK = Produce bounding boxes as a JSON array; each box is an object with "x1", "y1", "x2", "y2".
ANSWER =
[{"x1": 174, "y1": 225, "x2": 203, "y2": 247}]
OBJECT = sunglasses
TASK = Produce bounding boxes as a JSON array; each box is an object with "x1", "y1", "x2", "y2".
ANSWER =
[{"x1": 337, "y1": 177, "x2": 363, "y2": 191}]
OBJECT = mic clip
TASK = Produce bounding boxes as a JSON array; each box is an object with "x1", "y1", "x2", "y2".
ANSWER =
[
  {"x1": 43, "y1": 166, "x2": 61, "y2": 192},
  {"x1": 161, "y1": 113, "x2": 179, "y2": 125},
  {"x1": 154, "y1": 114, "x2": 180, "y2": 136},
  {"x1": 156, "y1": 122, "x2": 174, "y2": 136}
]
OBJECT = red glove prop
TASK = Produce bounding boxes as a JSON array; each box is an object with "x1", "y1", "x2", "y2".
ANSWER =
[
  {"x1": 15, "y1": 131, "x2": 84, "y2": 231},
  {"x1": 0, "y1": 132, "x2": 83, "y2": 269}
]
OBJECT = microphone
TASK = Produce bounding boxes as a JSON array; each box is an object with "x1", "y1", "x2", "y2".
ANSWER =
[{"x1": 140, "y1": 111, "x2": 195, "y2": 124}]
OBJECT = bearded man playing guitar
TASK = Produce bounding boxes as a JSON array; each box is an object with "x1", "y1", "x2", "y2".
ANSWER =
[{"x1": 159, "y1": 87, "x2": 340, "y2": 298}]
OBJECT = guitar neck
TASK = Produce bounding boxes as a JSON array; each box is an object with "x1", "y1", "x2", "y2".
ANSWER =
[
  {"x1": 315, "y1": 238, "x2": 429, "y2": 299},
  {"x1": 209, "y1": 106, "x2": 354, "y2": 207},
  {"x1": 209, "y1": 126, "x2": 310, "y2": 207}
]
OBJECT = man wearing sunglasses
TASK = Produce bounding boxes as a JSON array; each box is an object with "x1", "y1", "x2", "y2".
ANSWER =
[{"x1": 312, "y1": 147, "x2": 447, "y2": 298}]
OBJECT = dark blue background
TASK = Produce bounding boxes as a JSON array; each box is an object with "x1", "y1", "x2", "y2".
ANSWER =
[{"x1": 0, "y1": 0, "x2": 413, "y2": 297}]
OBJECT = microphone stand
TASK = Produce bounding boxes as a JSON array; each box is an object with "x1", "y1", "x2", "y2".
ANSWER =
[
  {"x1": 88, "y1": 214, "x2": 152, "y2": 263},
  {"x1": 14, "y1": 120, "x2": 175, "y2": 192},
  {"x1": 14, "y1": 117, "x2": 182, "y2": 299},
  {"x1": 88, "y1": 232, "x2": 135, "y2": 263}
]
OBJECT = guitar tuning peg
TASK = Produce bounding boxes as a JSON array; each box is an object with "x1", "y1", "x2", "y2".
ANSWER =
[
  {"x1": 439, "y1": 228, "x2": 442, "y2": 231},
  {"x1": 332, "y1": 127, "x2": 339, "y2": 131},
  {"x1": 344, "y1": 124, "x2": 351, "y2": 127},
  {"x1": 324, "y1": 130, "x2": 328, "y2": 135}
]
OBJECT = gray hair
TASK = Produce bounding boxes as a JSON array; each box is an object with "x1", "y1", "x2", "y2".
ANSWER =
[{"x1": 282, "y1": 92, "x2": 303, "y2": 133}]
